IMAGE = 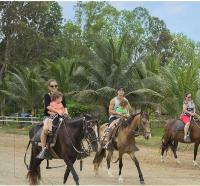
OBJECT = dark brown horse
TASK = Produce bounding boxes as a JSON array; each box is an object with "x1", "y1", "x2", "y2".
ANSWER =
[
  {"x1": 26, "y1": 115, "x2": 99, "y2": 185},
  {"x1": 93, "y1": 112, "x2": 151, "y2": 184},
  {"x1": 161, "y1": 117, "x2": 200, "y2": 166}
]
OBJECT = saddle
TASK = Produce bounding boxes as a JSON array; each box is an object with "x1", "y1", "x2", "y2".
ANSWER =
[
  {"x1": 108, "y1": 118, "x2": 139, "y2": 151},
  {"x1": 31, "y1": 117, "x2": 65, "y2": 159},
  {"x1": 173, "y1": 119, "x2": 194, "y2": 133}
]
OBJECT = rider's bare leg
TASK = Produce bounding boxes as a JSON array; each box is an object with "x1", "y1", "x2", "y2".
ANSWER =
[{"x1": 184, "y1": 122, "x2": 191, "y2": 141}]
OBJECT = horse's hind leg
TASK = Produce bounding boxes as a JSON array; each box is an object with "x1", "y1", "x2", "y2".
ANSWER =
[
  {"x1": 160, "y1": 136, "x2": 167, "y2": 162},
  {"x1": 129, "y1": 152, "x2": 144, "y2": 184},
  {"x1": 171, "y1": 140, "x2": 181, "y2": 164},
  {"x1": 106, "y1": 150, "x2": 113, "y2": 177}
]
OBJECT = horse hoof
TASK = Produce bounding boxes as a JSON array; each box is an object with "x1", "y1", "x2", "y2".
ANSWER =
[
  {"x1": 107, "y1": 169, "x2": 114, "y2": 177},
  {"x1": 193, "y1": 160, "x2": 199, "y2": 167},
  {"x1": 118, "y1": 176, "x2": 124, "y2": 184},
  {"x1": 94, "y1": 170, "x2": 99, "y2": 176},
  {"x1": 160, "y1": 156, "x2": 164, "y2": 163},
  {"x1": 140, "y1": 180, "x2": 145, "y2": 185},
  {"x1": 175, "y1": 159, "x2": 181, "y2": 164}
]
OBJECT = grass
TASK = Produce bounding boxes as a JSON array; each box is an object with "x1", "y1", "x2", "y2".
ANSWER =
[
  {"x1": 0, "y1": 123, "x2": 31, "y2": 135},
  {"x1": 0, "y1": 123, "x2": 164, "y2": 147},
  {"x1": 136, "y1": 127, "x2": 163, "y2": 147}
]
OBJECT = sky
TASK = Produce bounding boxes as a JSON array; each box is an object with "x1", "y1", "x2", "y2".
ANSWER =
[{"x1": 58, "y1": 1, "x2": 200, "y2": 42}]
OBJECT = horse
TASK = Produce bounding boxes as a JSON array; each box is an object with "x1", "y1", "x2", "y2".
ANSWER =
[
  {"x1": 93, "y1": 112, "x2": 151, "y2": 184},
  {"x1": 25, "y1": 115, "x2": 99, "y2": 185},
  {"x1": 160, "y1": 117, "x2": 200, "y2": 166}
]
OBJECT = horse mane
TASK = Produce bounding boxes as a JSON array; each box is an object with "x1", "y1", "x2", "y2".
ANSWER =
[
  {"x1": 126, "y1": 112, "x2": 141, "y2": 125},
  {"x1": 120, "y1": 112, "x2": 141, "y2": 128},
  {"x1": 63, "y1": 117, "x2": 85, "y2": 127}
]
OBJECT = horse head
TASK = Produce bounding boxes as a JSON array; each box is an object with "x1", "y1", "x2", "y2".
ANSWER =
[
  {"x1": 139, "y1": 112, "x2": 151, "y2": 139},
  {"x1": 129, "y1": 112, "x2": 151, "y2": 140},
  {"x1": 83, "y1": 114, "x2": 99, "y2": 152}
]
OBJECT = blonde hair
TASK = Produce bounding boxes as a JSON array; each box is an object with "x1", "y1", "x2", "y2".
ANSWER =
[
  {"x1": 47, "y1": 79, "x2": 57, "y2": 86},
  {"x1": 51, "y1": 91, "x2": 63, "y2": 101}
]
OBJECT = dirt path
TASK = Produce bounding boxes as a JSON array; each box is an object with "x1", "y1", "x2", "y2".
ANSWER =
[{"x1": 0, "y1": 133, "x2": 200, "y2": 185}]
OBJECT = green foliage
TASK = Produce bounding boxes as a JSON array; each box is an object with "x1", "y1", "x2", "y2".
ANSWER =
[
  {"x1": 1, "y1": 1, "x2": 200, "y2": 120},
  {"x1": 67, "y1": 101, "x2": 92, "y2": 118}
]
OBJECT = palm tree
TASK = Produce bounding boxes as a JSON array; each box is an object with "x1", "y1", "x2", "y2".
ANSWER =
[{"x1": 0, "y1": 66, "x2": 45, "y2": 115}]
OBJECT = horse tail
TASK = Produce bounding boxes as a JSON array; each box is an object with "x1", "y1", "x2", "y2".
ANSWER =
[
  {"x1": 93, "y1": 148, "x2": 106, "y2": 172},
  {"x1": 160, "y1": 135, "x2": 175, "y2": 156},
  {"x1": 26, "y1": 127, "x2": 42, "y2": 185},
  {"x1": 26, "y1": 144, "x2": 42, "y2": 185}
]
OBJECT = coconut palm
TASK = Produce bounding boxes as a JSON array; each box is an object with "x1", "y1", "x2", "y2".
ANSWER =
[{"x1": 0, "y1": 66, "x2": 44, "y2": 115}]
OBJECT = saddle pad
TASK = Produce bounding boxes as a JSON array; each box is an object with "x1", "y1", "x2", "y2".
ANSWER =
[{"x1": 173, "y1": 120, "x2": 185, "y2": 132}]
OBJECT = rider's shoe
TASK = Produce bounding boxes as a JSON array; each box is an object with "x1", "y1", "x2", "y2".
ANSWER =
[
  {"x1": 184, "y1": 135, "x2": 191, "y2": 143},
  {"x1": 104, "y1": 128, "x2": 110, "y2": 136},
  {"x1": 104, "y1": 140, "x2": 114, "y2": 150},
  {"x1": 36, "y1": 147, "x2": 52, "y2": 160}
]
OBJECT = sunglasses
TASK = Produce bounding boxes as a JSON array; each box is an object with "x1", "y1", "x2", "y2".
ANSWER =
[{"x1": 50, "y1": 85, "x2": 58, "y2": 88}]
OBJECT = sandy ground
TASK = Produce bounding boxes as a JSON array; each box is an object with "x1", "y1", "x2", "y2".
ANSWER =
[{"x1": 0, "y1": 133, "x2": 200, "y2": 185}]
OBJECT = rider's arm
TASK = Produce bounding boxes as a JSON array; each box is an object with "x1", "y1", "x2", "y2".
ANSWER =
[
  {"x1": 109, "y1": 99, "x2": 121, "y2": 116},
  {"x1": 47, "y1": 105, "x2": 63, "y2": 115},
  {"x1": 183, "y1": 103, "x2": 194, "y2": 116}
]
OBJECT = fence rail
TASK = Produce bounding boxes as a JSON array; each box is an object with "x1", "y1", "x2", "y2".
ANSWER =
[{"x1": 0, "y1": 116, "x2": 42, "y2": 125}]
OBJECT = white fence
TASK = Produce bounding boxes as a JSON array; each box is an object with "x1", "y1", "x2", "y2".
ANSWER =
[{"x1": 0, "y1": 116, "x2": 42, "y2": 125}]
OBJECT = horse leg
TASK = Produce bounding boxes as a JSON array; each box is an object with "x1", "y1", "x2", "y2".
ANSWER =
[
  {"x1": 118, "y1": 153, "x2": 124, "y2": 184},
  {"x1": 170, "y1": 140, "x2": 181, "y2": 164},
  {"x1": 64, "y1": 158, "x2": 79, "y2": 185},
  {"x1": 106, "y1": 150, "x2": 114, "y2": 177},
  {"x1": 63, "y1": 166, "x2": 71, "y2": 184},
  {"x1": 160, "y1": 135, "x2": 169, "y2": 162},
  {"x1": 46, "y1": 160, "x2": 50, "y2": 169},
  {"x1": 129, "y1": 152, "x2": 144, "y2": 184},
  {"x1": 193, "y1": 143, "x2": 199, "y2": 167}
]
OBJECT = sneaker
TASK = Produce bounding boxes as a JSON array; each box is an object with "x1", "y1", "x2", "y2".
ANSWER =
[
  {"x1": 184, "y1": 135, "x2": 191, "y2": 143},
  {"x1": 36, "y1": 147, "x2": 52, "y2": 160},
  {"x1": 104, "y1": 128, "x2": 110, "y2": 136},
  {"x1": 104, "y1": 140, "x2": 113, "y2": 150}
]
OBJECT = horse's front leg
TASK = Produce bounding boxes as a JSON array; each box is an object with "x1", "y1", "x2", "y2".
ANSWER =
[
  {"x1": 118, "y1": 153, "x2": 123, "y2": 184},
  {"x1": 106, "y1": 150, "x2": 113, "y2": 177},
  {"x1": 63, "y1": 166, "x2": 70, "y2": 184},
  {"x1": 64, "y1": 157, "x2": 79, "y2": 185},
  {"x1": 129, "y1": 152, "x2": 144, "y2": 184},
  {"x1": 193, "y1": 143, "x2": 199, "y2": 167}
]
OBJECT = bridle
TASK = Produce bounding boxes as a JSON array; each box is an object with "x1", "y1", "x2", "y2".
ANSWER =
[
  {"x1": 63, "y1": 117, "x2": 99, "y2": 155},
  {"x1": 132, "y1": 112, "x2": 151, "y2": 137}
]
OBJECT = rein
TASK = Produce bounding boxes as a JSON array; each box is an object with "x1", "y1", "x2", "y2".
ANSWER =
[{"x1": 132, "y1": 113, "x2": 150, "y2": 137}]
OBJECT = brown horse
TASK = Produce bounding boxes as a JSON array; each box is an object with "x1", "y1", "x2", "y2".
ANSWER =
[
  {"x1": 25, "y1": 115, "x2": 99, "y2": 185},
  {"x1": 160, "y1": 117, "x2": 200, "y2": 166},
  {"x1": 93, "y1": 112, "x2": 151, "y2": 184}
]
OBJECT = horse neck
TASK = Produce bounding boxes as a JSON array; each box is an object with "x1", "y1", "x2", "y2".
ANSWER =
[
  {"x1": 127, "y1": 114, "x2": 140, "y2": 132},
  {"x1": 63, "y1": 118, "x2": 85, "y2": 140}
]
